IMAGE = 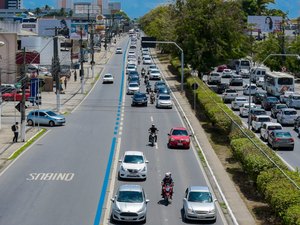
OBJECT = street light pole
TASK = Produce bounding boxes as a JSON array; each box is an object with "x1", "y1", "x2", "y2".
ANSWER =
[
  {"x1": 248, "y1": 53, "x2": 300, "y2": 129},
  {"x1": 0, "y1": 41, "x2": 5, "y2": 130},
  {"x1": 141, "y1": 40, "x2": 184, "y2": 92}
]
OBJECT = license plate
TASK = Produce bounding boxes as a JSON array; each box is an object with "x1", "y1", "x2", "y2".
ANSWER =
[{"x1": 178, "y1": 143, "x2": 183, "y2": 146}]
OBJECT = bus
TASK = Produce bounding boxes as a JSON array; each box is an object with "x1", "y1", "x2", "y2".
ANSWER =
[
  {"x1": 264, "y1": 71, "x2": 294, "y2": 97},
  {"x1": 235, "y1": 58, "x2": 251, "y2": 72}
]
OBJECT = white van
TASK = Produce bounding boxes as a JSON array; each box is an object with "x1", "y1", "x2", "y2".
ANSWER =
[{"x1": 250, "y1": 67, "x2": 267, "y2": 82}]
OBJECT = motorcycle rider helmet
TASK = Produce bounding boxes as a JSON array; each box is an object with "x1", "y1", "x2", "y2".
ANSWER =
[
  {"x1": 165, "y1": 172, "x2": 171, "y2": 178},
  {"x1": 152, "y1": 124, "x2": 155, "y2": 128}
]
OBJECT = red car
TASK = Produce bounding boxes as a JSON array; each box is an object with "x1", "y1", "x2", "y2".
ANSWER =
[
  {"x1": 217, "y1": 64, "x2": 227, "y2": 73},
  {"x1": 2, "y1": 90, "x2": 30, "y2": 101},
  {"x1": 168, "y1": 127, "x2": 191, "y2": 149}
]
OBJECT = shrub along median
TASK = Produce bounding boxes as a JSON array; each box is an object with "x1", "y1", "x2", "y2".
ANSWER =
[{"x1": 169, "y1": 57, "x2": 300, "y2": 224}]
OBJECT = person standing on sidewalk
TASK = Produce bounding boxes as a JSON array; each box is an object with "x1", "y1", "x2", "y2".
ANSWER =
[
  {"x1": 12, "y1": 122, "x2": 19, "y2": 143},
  {"x1": 74, "y1": 70, "x2": 77, "y2": 82},
  {"x1": 64, "y1": 77, "x2": 67, "y2": 89}
]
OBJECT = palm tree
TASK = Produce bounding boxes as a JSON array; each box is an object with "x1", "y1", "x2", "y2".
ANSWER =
[{"x1": 34, "y1": 7, "x2": 42, "y2": 16}]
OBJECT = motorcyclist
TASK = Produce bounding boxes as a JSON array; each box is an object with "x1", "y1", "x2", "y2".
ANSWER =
[
  {"x1": 138, "y1": 56, "x2": 141, "y2": 65},
  {"x1": 141, "y1": 68, "x2": 146, "y2": 77},
  {"x1": 144, "y1": 75, "x2": 149, "y2": 85},
  {"x1": 146, "y1": 83, "x2": 152, "y2": 94},
  {"x1": 161, "y1": 172, "x2": 174, "y2": 198},
  {"x1": 150, "y1": 91, "x2": 155, "y2": 103},
  {"x1": 148, "y1": 124, "x2": 158, "y2": 142}
]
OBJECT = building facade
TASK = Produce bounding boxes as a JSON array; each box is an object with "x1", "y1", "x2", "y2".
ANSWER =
[{"x1": 0, "y1": 0, "x2": 22, "y2": 9}]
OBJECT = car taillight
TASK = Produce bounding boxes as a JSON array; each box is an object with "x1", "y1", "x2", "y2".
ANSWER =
[
  {"x1": 289, "y1": 138, "x2": 294, "y2": 143},
  {"x1": 274, "y1": 138, "x2": 281, "y2": 142}
]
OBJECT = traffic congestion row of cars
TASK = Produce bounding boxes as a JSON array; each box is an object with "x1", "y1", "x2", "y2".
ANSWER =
[
  {"x1": 207, "y1": 65, "x2": 299, "y2": 151},
  {"x1": 109, "y1": 32, "x2": 217, "y2": 223}
]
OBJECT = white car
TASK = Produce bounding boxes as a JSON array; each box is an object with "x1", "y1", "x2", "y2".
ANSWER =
[
  {"x1": 239, "y1": 68, "x2": 250, "y2": 78},
  {"x1": 115, "y1": 47, "x2": 123, "y2": 54},
  {"x1": 102, "y1": 73, "x2": 114, "y2": 84},
  {"x1": 256, "y1": 76, "x2": 264, "y2": 87},
  {"x1": 126, "y1": 64, "x2": 137, "y2": 74},
  {"x1": 118, "y1": 151, "x2": 148, "y2": 180},
  {"x1": 128, "y1": 51, "x2": 135, "y2": 57},
  {"x1": 149, "y1": 69, "x2": 161, "y2": 80},
  {"x1": 147, "y1": 64, "x2": 158, "y2": 74},
  {"x1": 239, "y1": 103, "x2": 257, "y2": 117},
  {"x1": 231, "y1": 97, "x2": 248, "y2": 110},
  {"x1": 143, "y1": 56, "x2": 152, "y2": 65},
  {"x1": 207, "y1": 72, "x2": 221, "y2": 84},
  {"x1": 279, "y1": 91, "x2": 294, "y2": 103},
  {"x1": 243, "y1": 83, "x2": 258, "y2": 95},
  {"x1": 251, "y1": 115, "x2": 271, "y2": 132},
  {"x1": 222, "y1": 69, "x2": 233, "y2": 78},
  {"x1": 127, "y1": 59, "x2": 137, "y2": 66},
  {"x1": 127, "y1": 82, "x2": 140, "y2": 94},
  {"x1": 222, "y1": 89, "x2": 238, "y2": 103},
  {"x1": 286, "y1": 93, "x2": 300, "y2": 109},
  {"x1": 260, "y1": 122, "x2": 283, "y2": 141},
  {"x1": 277, "y1": 108, "x2": 298, "y2": 125},
  {"x1": 156, "y1": 94, "x2": 173, "y2": 109}
]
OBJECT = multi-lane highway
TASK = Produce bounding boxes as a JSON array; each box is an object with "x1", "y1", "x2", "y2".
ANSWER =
[
  {"x1": 0, "y1": 36, "x2": 227, "y2": 225},
  {"x1": 205, "y1": 75, "x2": 300, "y2": 170}
]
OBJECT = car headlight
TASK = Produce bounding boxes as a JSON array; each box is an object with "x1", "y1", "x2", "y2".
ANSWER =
[
  {"x1": 142, "y1": 166, "x2": 146, "y2": 172},
  {"x1": 187, "y1": 207, "x2": 194, "y2": 214},
  {"x1": 137, "y1": 206, "x2": 145, "y2": 213},
  {"x1": 113, "y1": 205, "x2": 121, "y2": 213},
  {"x1": 170, "y1": 138, "x2": 175, "y2": 141},
  {"x1": 120, "y1": 165, "x2": 126, "y2": 171},
  {"x1": 208, "y1": 209, "x2": 215, "y2": 214}
]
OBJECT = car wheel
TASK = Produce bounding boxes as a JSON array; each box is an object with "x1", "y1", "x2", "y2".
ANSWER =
[
  {"x1": 27, "y1": 119, "x2": 34, "y2": 126},
  {"x1": 142, "y1": 217, "x2": 147, "y2": 224},
  {"x1": 49, "y1": 121, "x2": 55, "y2": 127},
  {"x1": 167, "y1": 142, "x2": 172, "y2": 149},
  {"x1": 145, "y1": 103, "x2": 147, "y2": 107}
]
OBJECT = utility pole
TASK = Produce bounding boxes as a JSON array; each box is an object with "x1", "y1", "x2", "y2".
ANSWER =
[
  {"x1": 90, "y1": 22, "x2": 95, "y2": 78},
  {"x1": 0, "y1": 68, "x2": 2, "y2": 130},
  {"x1": 20, "y1": 47, "x2": 26, "y2": 142},
  {"x1": 52, "y1": 27, "x2": 61, "y2": 112},
  {"x1": 80, "y1": 26, "x2": 84, "y2": 94}
]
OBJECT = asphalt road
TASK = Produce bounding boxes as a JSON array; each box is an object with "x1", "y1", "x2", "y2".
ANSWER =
[
  {"x1": 0, "y1": 36, "x2": 226, "y2": 225},
  {"x1": 205, "y1": 75, "x2": 300, "y2": 170}
]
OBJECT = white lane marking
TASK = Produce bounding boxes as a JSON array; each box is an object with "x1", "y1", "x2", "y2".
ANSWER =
[
  {"x1": 0, "y1": 129, "x2": 50, "y2": 177},
  {"x1": 102, "y1": 137, "x2": 122, "y2": 225},
  {"x1": 155, "y1": 142, "x2": 158, "y2": 149},
  {"x1": 120, "y1": 122, "x2": 123, "y2": 126},
  {"x1": 150, "y1": 116, "x2": 154, "y2": 122},
  {"x1": 119, "y1": 131, "x2": 122, "y2": 135}
]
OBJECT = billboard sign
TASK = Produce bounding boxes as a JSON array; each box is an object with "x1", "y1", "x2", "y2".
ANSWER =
[
  {"x1": 70, "y1": 23, "x2": 88, "y2": 40},
  {"x1": 248, "y1": 16, "x2": 283, "y2": 33},
  {"x1": 38, "y1": 19, "x2": 71, "y2": 38}
]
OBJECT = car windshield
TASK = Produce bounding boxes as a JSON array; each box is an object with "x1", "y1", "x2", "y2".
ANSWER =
[
  {"x1": 124, "y1": 155, "x2": 144, "y2": 164},
  {"x1": 254, "y1": 110, "x2": 266, "y2": 115},
  {"x1": 129, "y1": 83, "x2": 139, "y2": 87},
  {"x1": 284, "y1": 110, "x2": 297, "y2": 115},
  {"x1": 159, "y1": 95, "x2": 170, "y2": 100},
  {"x1": 134, "y1": 93, "x2": 146, "y2": 98},
  {"x1": 128, "y1": 65, "x2": 135, "y2": 68},
  {"x1": 46, "y1": 111, "x2": 57, "y2": 116},
  {"x1": 226, "y1": 90, "x2": 236, "y2": 93},
  {"x1": 172, "y1": 129, "x2": 188, "y2": 136},
  {"x1": 274, "y1": 132, "x2": 292, "y2": 138},
  {"x1": 236, "y1": 98, "x2": 246, "y2": 102},
  {"x1": 292, "y1": 96, "x2": 300, "y2": 100},
  {"x1": 117, "y1": 191, "x2": 143, "y2": 203},
  {"x1": 104, "y1": 74, "x2": 112, "y2": 78},
  {"x1": 277, "y1": 105, "x2": 287, "y2": 109},
  {"x1": 269, "y1": 126, "x2": 282, "y2": 130},
  {"x1": 188, "y1": 191, "x2": 212, "y2": 203},
  {"x1": 267, "y1": 97, "x2": 278, "y2": 102},
  {"x1": 258, "y1": 117, "x2": 271, "y2": 122}
]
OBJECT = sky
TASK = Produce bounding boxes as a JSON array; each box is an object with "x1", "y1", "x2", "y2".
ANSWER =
[{"x1": 24, "y1": 0, "x2": 300, "y2": 19}]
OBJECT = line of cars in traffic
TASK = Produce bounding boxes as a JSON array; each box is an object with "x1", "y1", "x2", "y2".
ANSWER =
[
  {"x1": 109, "y1": 33, "x2": 217, "y2": 223},
  {"x1": 207, "y1": 66, "x2": 299, "y2": 151}
]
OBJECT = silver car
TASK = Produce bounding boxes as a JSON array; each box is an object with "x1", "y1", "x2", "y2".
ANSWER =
[
  {"x1": 156, "y1": 94, "x2": 173, "y2": 109},
  {"x1": 183, "y1": 186, "x2": 217, "y2": 222},
  {"x1": 277, "y1": 108, "x2": 298, "y2": 125},
  {"x1": 111, "y1": 185, "x2": 149, "y2": 223},
  {"x1": 287, "y1": 93, "x2": 300, "y2": 109}
]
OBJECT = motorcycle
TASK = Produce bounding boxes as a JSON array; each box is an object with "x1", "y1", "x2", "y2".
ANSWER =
[
  {"x1": 146, "y1": 84, "x2": 152, "y2": 94},
  {"x1": 150, "y1": 94, "x2": 155, "y2": 104},
  {"x1": 149, "y1": 132, "x2": 156, "y2": 146},
  {"x1": 144, "y1": 76, "x2": 149, "y2": 85},
  {"x1": 162, "y1": 183, "x2": 173, "y2": 205},
  {"x1": 141, "y1": 70, "x2": 146, "y2": 77}
]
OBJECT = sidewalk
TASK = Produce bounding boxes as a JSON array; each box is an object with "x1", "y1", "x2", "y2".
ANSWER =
[
  {"x1": 0, "y1": 44, "x2": 116, "y2": 171},
  {"x1": 153, "y1": 52, "x2": 257, "y2": 225}
]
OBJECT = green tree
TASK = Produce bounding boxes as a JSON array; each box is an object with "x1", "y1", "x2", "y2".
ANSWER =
[
  {"x1": 175, "y1": 0, "x2": 250, "y2": 72},
  {"x1": 239, "y1": 0, "x2": 275, "y2": 16},
  {"x1": 44, "y1": 5, "x2": 51, "y2": 11},
  {"x1": 34, "y1": 7, "x2": 42, "y2": 16}
]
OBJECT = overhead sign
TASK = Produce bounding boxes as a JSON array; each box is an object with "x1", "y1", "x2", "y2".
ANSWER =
[
  {"x1": 141, "y1": 37, "x2": 156, "y2": 48},
  {"x1": 70, "y1": 23, "x2": 88, "y2": 40},
  {"x1": 248, "y1": 16, "x2": 283, "y2": 33},
  {"x1": 16, "y1": 51, "x2": 40, "y2": 64}
]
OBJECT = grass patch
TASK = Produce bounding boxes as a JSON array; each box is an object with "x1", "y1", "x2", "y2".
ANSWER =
[{"x1": 8, "y1": 128, "x2": 47, "y2": 160}]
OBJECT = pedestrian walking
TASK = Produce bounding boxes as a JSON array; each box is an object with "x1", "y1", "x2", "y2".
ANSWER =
[
  {"x1": 74, "y1": 70, "x2": 77, "y2": 82},
  {"x1": 12, "y1": 122, "x2": 19, "y2": 143},
  {"x1": 64, "y1": 77, "x2": 67, "y2": 89}
]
